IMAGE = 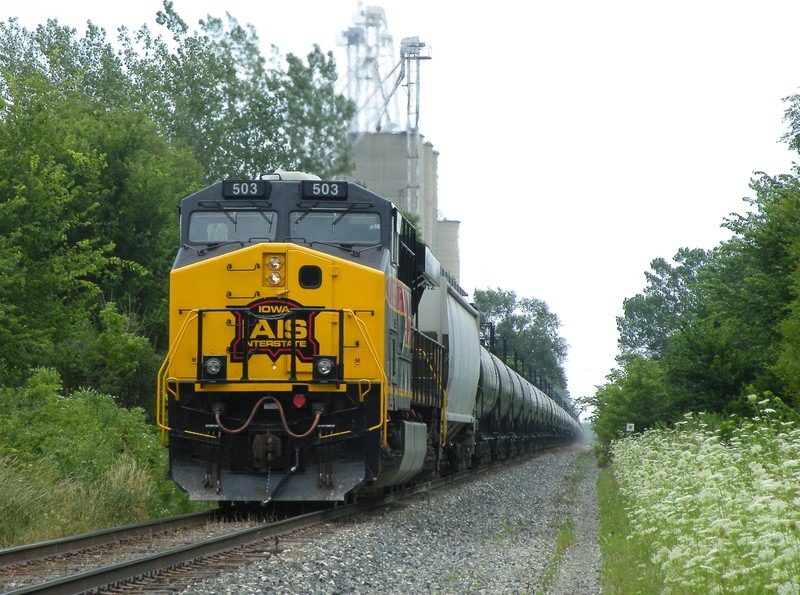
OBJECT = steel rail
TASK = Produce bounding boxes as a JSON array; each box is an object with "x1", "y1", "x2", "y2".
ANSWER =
[
  {"x1": 0, "y1": 510, "x2": 217, "y2": 567},
  {"x1": 5, "y1": 504, "x2": 361, "y2": 595}
]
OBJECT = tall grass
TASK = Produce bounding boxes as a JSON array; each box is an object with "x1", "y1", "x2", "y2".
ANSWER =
[
  {"x1": 0, "y1": 369, "x2": 204, "y2": 548},
  {"x1": 607, "y1": 403, "x2": 800, "y2": 593},
  {"x1": 0, "y1": 453, "x2": 161, "y2": 545}
]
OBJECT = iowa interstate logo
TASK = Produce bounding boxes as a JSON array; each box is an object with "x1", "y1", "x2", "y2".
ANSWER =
[{"x1": 228, "y1": 297, "x2": 320, "y2": 362}]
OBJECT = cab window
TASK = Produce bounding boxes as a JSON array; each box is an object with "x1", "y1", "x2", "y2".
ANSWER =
[
  {"x1": 289, "y1": 212, "x2": 381, "y2": 244},
  {"x1": 188, "y1": 211, "x2": 277, "y2": 243}
]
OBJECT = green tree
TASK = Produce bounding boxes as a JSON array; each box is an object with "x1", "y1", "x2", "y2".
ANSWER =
[
  {"x1": 280, "y1": 49, "x2": 356, "y2": 177},
  {"x1": 595, "y1": 168, "x2": 800, "y2": 442},
  {"x1": 0, "y1": 77, "x2": 115, "y2": 385},
  {"x1": 662, "y1": 315, "x2": 765, "y2": 415},
  {"x1": 473, "y1": 287, "x2": 569, "y2": 392},
  {"x1": 591, "y1": 93, "x2": 800, "y2": 445},
  {"x1": 673, "y1": 171, "x2": 800, "y2": 408},
  {"x1": 0, "y1": 14, "x2": 204, "y2": 341},
  {"x1": 120, "y1": 1, "x2": 355, "y2": 182},
  {"x1": 617, "y1": 247, "x2": 708, "y2": 362},
  {"x1": 0, "y1": 71, "x2": 201, "y2": 397},
  {"x1": 589, "y1": 356, "x2": 671, "y2": 449},
  {"x1": 50, "y1": 303, "x2": 162, "y2": 410}
]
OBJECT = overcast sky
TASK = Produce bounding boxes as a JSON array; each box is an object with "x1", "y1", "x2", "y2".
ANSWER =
[{"x1": 8, "y1": 1, "x2": 800, "y2": 408}]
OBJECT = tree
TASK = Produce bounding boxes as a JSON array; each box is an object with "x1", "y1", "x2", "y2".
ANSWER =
[
  {"x1": 120, "y1": 1, "x2": 356, "y2": 182},
  {"x1": 280, "y1": 49, "x2": 356, "y2": 177},
  {"x1": 590, "y1": 92, "x2": 800, "y2": 444},
  {"x1": 51, "y1": 303, "x2": 161, "y2": 410},
  {"x1": 472, "y1": 288, "x2": 569, "y2": 392},
  {"x1": 0, "y1": 76, "x2": 116, "y2": 385},
  {"x1": 588, "y1": 356, "x2": 672, "y2": 450},
  {"x1": 665, "y1": 316, "x2": 767, "y2": 416},
  {"x1": 594, "y1": 167, "x2": 800, "y2": 441},
  {"x1": 617, "y1": 247, "x2": 708, "y2": 362}
]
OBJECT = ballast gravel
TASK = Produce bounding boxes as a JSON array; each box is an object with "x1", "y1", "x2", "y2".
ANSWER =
[{"x1": 182, "y1": 443, "x2": 602, "y2": 594}]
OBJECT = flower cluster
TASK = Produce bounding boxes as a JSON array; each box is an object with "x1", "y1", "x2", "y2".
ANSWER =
[{"x1": 612, "y1": 406, "x2": 800, "y2": 594}]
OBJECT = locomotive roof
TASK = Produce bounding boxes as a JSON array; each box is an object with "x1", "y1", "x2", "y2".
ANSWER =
[{"x1": 180, "y1": 177, "x2": 394, "y2": 214}]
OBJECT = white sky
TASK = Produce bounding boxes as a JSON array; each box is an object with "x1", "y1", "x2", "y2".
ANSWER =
[{"x1": 8, "y1": 1, "x2": 800, "y2": 408}]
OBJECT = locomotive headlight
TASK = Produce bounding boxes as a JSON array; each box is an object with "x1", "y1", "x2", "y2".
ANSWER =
[
  {"x1": 313, "y1": 356, "x2": 337, "y2": 381},
  {"x1": 264, "y1": 254, "x2": 285, "y2": 287},
  {"x1": 204, "y1": 357, "x2": 222, "y2": 376},
  {"x1": 201, "y1": 355, "x2": 227, "y2": 381},
  {"x1": 316, "y1": 358, "x2": 334, "y2": 375}
]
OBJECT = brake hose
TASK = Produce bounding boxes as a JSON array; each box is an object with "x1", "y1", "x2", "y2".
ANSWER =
[{"x1": 214, "y1": 396, "x2": 321, "y2": 438}]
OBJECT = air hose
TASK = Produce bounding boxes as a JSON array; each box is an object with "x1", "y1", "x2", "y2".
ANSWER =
[{"x1": 214, "y1": 396, "x2": 321, "y2": 438}]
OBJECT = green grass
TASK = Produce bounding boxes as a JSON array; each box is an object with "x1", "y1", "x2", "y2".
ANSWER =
[
  {"x1": 2, "y1": 454, "x2": 140, "y2": 544},
  {"x1": 597, "y1": 465, "x2": 665, "y2": 594},
  {"x1": 0, "y1": 453, "x2": 209, "y2": 547},
  {"x1": 0, "y1": 369, "x2": 206, "y2": 547}
]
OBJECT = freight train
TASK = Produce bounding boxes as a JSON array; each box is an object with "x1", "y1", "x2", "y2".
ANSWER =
[{"x1": 156, "y1": 172, "x2": 582, "y2": 503}]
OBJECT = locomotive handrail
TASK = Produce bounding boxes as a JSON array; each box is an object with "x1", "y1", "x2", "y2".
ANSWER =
[
  {"x1": 346, "y1": 309, "x2": 389, "y2": 445},
  {"x1": 414, "y1": 346, "x2": 448, "y2": 445},
  {"x1": 156, "y1": 309, "x2": 201, "y2": 442},
  {"x1": 165, "y1": 305, "x2": 340, "y2": 384}
]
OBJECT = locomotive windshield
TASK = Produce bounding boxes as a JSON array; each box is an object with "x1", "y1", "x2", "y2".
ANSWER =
[
  {"x1": 188, "y1": 210, "x2": 277, "y2": 243},
  {"x1": 290, "y1": 211, "x2": 380, "y2": 245}
]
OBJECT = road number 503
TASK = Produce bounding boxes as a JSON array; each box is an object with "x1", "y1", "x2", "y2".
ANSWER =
[
  {"x1": 302, "y1": 180, "x2": 347, "y2": 199},
  {"x1": 222, "y1": 180, "x2": 266, "y2": 198},
  {"x1": 231, "y1": 182, "x2": 260, "y2": 195},
  {"x1": 310, "y1": 182, "x2": 341, "y2": 196}
]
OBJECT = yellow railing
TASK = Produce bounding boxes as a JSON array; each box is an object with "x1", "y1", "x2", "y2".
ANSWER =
[
  {"x1": 346, "y1": 310, "x2": 389, "y2": 446},
  {"x1": 156, "y1": 310, "x2": 199, "y2": 444}
]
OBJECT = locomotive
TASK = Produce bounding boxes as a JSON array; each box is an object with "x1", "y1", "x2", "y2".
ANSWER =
[{"x1": 156, "y1": 172, "x2": 581, "y2": 503}]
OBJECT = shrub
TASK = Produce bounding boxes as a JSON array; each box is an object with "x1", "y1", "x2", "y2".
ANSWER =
[
  {"x1": 0, "y1": 368, "x2": 198, "y2": 546},
  {"x1": 611, "y1": 404, "x2": 800, "y2": 593}
]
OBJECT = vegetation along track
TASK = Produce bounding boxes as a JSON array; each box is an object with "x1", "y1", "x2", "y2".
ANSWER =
[{"x1": 0, "y1": 451, "x2": 555, "y2": 594}]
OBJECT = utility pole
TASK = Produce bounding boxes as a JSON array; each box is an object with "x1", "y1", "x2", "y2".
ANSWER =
[{"x1": 399, "y1": 36, "x2": 431, "y2": 218}]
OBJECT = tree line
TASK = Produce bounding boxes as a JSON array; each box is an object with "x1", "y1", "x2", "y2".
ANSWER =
[{"x1": 589, "y1": 100, "x2": 800, "y2": 448}]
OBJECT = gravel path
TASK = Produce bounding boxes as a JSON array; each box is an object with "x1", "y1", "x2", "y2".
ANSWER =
[{"x1": 182, "y1": 443, "x2": 602, "y2": 594}]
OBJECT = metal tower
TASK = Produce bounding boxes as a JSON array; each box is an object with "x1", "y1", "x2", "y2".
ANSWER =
[
  {"x1": 339, "y1": 5, "x2": 402, "y2": 133},
  {"x1": 399, "y1": 36, "x2": 431, "y2": 217},
  {"x1": 339, "y1": 5, "x2": 432, "y2": 234}
]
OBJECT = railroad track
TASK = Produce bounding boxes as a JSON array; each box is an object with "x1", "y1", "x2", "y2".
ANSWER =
[
  {"x1": 0, "y1": 509, "x2": 247, "y2": 593},
  {"x1": 0, "y1": 453, "x2": 547, "y2": 594}
]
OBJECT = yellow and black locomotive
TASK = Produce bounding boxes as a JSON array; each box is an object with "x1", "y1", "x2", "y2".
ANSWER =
[{"x1": 157, "y1": 173, "x2": 580, "y2": 503}]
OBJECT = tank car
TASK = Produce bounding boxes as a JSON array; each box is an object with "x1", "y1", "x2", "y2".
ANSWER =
[{"x1": 156, "y1": 173, "x2": 581, "y2": 503}]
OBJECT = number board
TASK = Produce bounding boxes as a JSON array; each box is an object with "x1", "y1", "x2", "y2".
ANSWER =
[
  {"x1": 301, "y1": 181, "x2": 348, "y2": 200},
  {"x1": 222, "y1": 180, "x2": 269, "y2": 199}
]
